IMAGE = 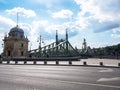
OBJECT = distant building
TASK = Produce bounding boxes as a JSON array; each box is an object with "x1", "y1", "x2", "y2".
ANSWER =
[
  {"x1": 2, "y1": 25, "x2": 29, "y2": 58},
  {"x1": 82, "y1": 38, "x2": 87, "y2": 53},
  {"x1": 80, "y1": 38, "x2": 93, "y2": 57}
]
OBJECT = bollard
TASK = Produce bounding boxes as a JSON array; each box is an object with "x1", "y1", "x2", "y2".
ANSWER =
[
  {"x1": 0, "y1": 58, "x2": 2, "y2": 64},
  {"x1": 0, "y1": 60, "x2": 2, "y2": 64},
  {"x1": 83, "y1": 61, "x2": 87, "y2": 65},
  {"x1": 69, "y1": 61, "x2": 72, "y2": 65},
  {"x1": 118, "y1": 63, "x2": 120, "y2": 67},
  {"x1": 100, "y1": 62, "x2": 103, "y2": 66},
  {"x1": 24, "y1": 61, "x2": 27, "y2": 64},
  {"x1": 15, "y1": 61, "x2": 18, "y2": 64},
  {"x1": 56, "y1": 61, "x2": 59, "y2": 65},
  {"x1": 7, "y1": 61, "x2": 10, "y2": 64},
  {"x1": 33, "y1": 61, "x2": 36, "y2": 64},
  {"x1": 44, "y1": 61, "x2": 47, "y2": 65}
]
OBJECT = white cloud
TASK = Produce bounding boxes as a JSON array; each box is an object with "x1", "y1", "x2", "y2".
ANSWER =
[
  {"x1": 74, "y1": 0, "x2": 120, "y2": 22},
  {"x1": 0, "y1": 15, "x2": 15, "y2": 26},
  {"x1": 45, "y1": 21, "x2": 80, "y2": 35},
  {"x1": 0, "y1": 15, "x2": 16, "y2": 38},
  {"x1": 111, "y1": 27, "x2": 120, "y2": 38},
  {"x1": 52, "y1": 9, "x2": 73, "y2": 19},
  {"x1": 75, "y1": 14, "x2": 89, "y2": 29},
  {"x1": 74, "y1": 0, "x2": 120, "y2": 40},
  {"x1": 111, "y1": 34, "x2": 120, "y2": 38},
  {"x1": 25, "y1": 20, "x2": 49, "y2": 50},
  {"x1": 46, "y1": 24, "x2": 66, "y2": 34},
  {"x1": 112, "y1": 28, "x2": 120, "y2": 33},
  {"x1": 6, "y1": 7, "x2": 36, "y2": 18}
]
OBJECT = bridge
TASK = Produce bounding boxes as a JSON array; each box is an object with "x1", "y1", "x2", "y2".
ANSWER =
[{"x1": 28, "y1": 30, "x2": 80, "y2": 58}]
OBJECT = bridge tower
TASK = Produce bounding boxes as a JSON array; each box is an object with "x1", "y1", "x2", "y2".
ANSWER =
[
  {"x1": 82, "y1": 38, "x2": 87, "y2": 54},
  {"x1": 56, "y1": 30, "x2": 59, "y2": 46},
  {"x1": 66, "y1": 28, "x2": 68, "y2": 41},
  {"x1": 66, "y1": 29, "x2": 68, "y2": 54},
  {"x1": 55, "y1": 30, "x2": 59, "y2": 56}
]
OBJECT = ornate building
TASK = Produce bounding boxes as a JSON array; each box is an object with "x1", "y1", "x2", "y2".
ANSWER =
[{"x1": 3, "y1": 25, "x2": 29, "y2": 58}]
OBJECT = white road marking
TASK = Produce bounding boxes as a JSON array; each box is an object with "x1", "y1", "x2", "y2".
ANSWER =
[
  {"x1": 97, "y1": 77, "x2": 120, "y2": 82},
  {"x1": 52, "y1": 79, "x2": 120, "y2": 89},
  {"x1": 99, "y1": 68, "x2": 113, "y2": 72}
]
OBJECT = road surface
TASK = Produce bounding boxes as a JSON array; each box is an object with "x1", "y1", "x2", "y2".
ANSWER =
[{"x1": 0, "y1": 65, "x2": 120, "y2": 90}]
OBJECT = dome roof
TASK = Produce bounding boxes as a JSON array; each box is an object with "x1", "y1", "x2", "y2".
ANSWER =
[
  {"x1": 9, "y1": 25, "x2": 25, "y2": 38},
  {"x1": 10, "y1": 25, "x2": 24, "y2": 33}
]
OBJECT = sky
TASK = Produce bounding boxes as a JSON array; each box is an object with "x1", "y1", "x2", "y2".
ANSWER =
[{"x1": 0, "y1": 0, "x2": 120, "y2": 53}]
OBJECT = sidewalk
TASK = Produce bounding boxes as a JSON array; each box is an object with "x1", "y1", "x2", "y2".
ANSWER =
[{"x1": 72, "y1": 58, "x2": 120, "y2": 67}]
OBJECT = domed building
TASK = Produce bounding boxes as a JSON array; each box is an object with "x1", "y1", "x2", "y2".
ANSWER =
[{"x1": 3, "y1": 25, "x2": 29, "y2": 58}]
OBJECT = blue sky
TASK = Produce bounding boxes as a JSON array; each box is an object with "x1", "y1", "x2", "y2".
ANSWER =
[{"x1": 0, "y1": 0, "x2": 120, "y2": 53}]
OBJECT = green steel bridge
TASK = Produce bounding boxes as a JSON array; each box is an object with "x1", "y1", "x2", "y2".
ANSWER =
[{"x1": 28, "y1": 30, "x2": 80, "y2": 58}]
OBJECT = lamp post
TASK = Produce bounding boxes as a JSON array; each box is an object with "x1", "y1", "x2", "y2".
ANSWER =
[{"x1": 38, "y1": 35, "x2": 41, "y2": 57}]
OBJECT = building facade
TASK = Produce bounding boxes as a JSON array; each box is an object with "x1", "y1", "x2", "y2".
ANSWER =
[{"x1": 3, "y1": 25, "x2": 29, "y2": 58}]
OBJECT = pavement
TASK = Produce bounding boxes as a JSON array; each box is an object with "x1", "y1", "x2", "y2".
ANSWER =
[{"x1": 0, "y1": 64, "x2": 120, "y2": 90}]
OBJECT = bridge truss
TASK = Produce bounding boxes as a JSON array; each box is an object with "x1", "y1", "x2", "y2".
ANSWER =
[
  {"x1": 29, "y1": 40, "x2": 80, "y2": 58},
  {"x1": 29, "y1": 30, "x2": 80, "y2": 58}
]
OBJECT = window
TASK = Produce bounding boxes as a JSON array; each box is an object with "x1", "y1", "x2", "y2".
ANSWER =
[
  {"x1": 21, "y1": 43, "x2": 24, "y2": 47},
  {"x1": 21, "y1": 51, "x2": 24, "y2": 56},
  {"x1": 20, "y1": 35, "x2": 23, "y2": 38},
  {"x1": 7, "y1": 50, "x2": 11, "y2": 56}
]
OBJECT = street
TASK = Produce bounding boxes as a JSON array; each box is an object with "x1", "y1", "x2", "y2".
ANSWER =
[{"x1": 0, "y1": 65, "x2": 120, "y2": 90}]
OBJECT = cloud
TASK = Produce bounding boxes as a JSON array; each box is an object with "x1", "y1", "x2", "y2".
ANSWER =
[
  {"x1": 111, "y1": 34, "x2": 120, "y2": 38},
  {"x1": 92, "y1": 21, "x2": 119, "y2": 33},
  {"x1": 6, "y1": 7, "x2": 36, "y2": 18},
  {"x1": 0, "y1": 15, "x2": 15, "y2": 26},
  {"x1": 26, "y1": 20, "x2": 49, "y2": 49},
  {"x1": 74, "y1": 0, "x2": 120, "y2": 33},
  {"x1": 111, "y1": 27, "x2": 120, "y2": 38},
  {"x1": 0, "y1": 15, "x2": 15, "y2": 36},
  {"x1": 75, "y1": 0, "x2": 120, "y2": 22},
  {"x1": 45, "y1": 21, "x2": 79, "y2": 37},
  {"x1": 27, "y1": 20, "x2": 48, "y2": 42},
  {"x1": 52, "y1": 9, "x2": 73, "y2": 19}
]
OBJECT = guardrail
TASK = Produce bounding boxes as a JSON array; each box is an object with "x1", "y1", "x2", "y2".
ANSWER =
[
  {"x1": 0, "y1": 57, "x2": 80, "y2": 65},
  {"x1": 0, "y1": 58, "x2": 120, "y2": 67}
]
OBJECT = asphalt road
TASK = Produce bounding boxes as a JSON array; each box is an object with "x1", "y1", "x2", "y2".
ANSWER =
[{"x1": 0, "y1": 65, "x2": 120, "y2": 90}]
